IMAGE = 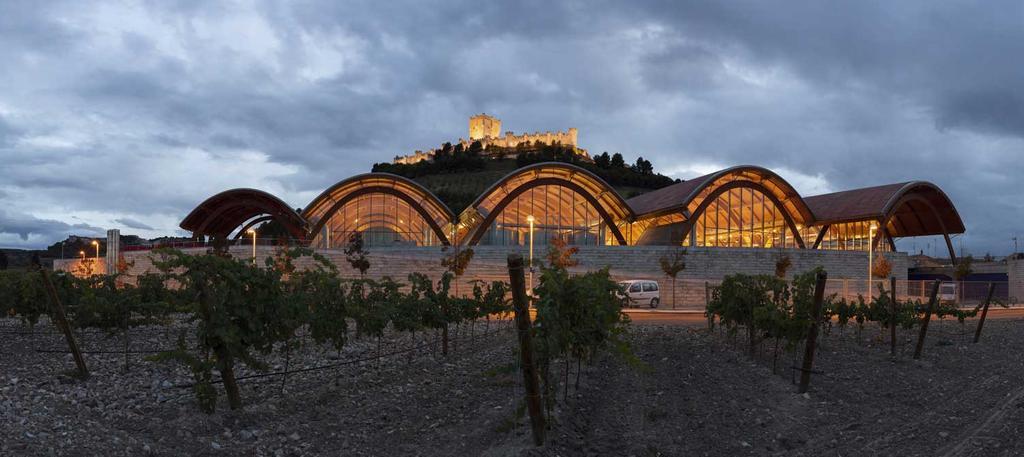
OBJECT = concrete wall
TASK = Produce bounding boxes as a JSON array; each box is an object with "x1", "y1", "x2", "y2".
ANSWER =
[
  {"x1": 59, "y1": 245, "x2": 908, "y2": 310},
  {"x1": 1009, "y1": 257, "x2": 1023, "y2": 305}
]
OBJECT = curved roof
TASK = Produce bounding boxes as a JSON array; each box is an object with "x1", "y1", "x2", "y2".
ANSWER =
[
  {"x1": 458, "y1": 162, "x2": 635, "y2": 245},
  {"x1": 302, "y1": 172, "x2": 455, "y2": 244},
  {"x1": 626, "y1": 165, "x2": 814, "y2": 224},
  {"x1": 180, "y1": 188, "x2": 308, "y2": 239},
  {"x1": 804, "y1": 181, "x2": 965, "y2": 237},
  {"x1": 467, "y1": 162, "x2": 634, "y2": 219}
]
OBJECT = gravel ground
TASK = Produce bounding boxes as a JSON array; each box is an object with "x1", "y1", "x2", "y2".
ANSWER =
[
  {"x1": 532, "y1": 316, "x2": 1024, "y2": 457},
  {"x1": 3, "y1": 315, "x2": 1024, "y2": 456}
]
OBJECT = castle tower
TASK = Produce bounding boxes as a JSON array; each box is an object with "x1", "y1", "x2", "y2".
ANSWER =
[{"x1": 469, "y1": 114, "x2": 501, "y2": 140}]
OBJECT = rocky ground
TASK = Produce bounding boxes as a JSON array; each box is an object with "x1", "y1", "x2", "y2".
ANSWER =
[{"x1": 3, "y1": 315, "x2": 1024, "y2": 456}]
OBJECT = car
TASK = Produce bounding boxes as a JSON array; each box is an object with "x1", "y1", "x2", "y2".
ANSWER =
[{"x1": 618, "y1": 280, "x2": 661, "y2": 308}]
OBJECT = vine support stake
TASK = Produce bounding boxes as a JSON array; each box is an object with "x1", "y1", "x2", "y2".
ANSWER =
[
  {"x1": 973, "y1": 282, "x2": 996, "y2": 344},
  {"x1": 890, "y1": 276, "x2": 897, "y2": 356},
  {"x1": 38, "y1": 267, "x2": 89, "y2": 380},
  {"x1": 913, "y1": 280, "x2": 941, "y2": 360},
  {"x1": 507, "y1": 253, "x2": 545, "y2": 447},
  {"x1": 798, "y1": 270, "x2": 827, "y2": 394}
]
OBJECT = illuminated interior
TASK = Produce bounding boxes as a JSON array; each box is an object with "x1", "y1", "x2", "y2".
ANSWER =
[
  {"x1": 687, "y1": 186, "x2": 804, "y2": 248},
  {"x1": 182, "y1": 163, "x2": 964, "y2": 259},
  {"x1": 302, "y1": 174, "x2": 453, "y2": 248}
]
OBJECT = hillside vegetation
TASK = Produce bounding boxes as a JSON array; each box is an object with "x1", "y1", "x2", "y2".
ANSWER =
[{"x1": 372, "y1": 142, "x2": 678, "y2": 214}]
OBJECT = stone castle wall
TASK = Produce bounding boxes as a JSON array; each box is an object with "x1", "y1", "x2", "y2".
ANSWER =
[{"x1": 393, "y1": 114, "x2": 584, "y2": 164}]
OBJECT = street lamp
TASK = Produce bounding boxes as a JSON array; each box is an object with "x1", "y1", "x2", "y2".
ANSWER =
[
  {"x1": 91, "y1": 240, "x2": 100, "y2": 259},
  {"x1": 247, "y1": 228, "x2": 257, "y2": 264},
  {"x1": 868, "y1": 222, "x2": 877, "y2": 297},
  {"x1": 79, "y1": 250, "x2": 85, "y2": 261},
  {"x1": 527, "y1": 215, "x2": 535, "y2": 295}
]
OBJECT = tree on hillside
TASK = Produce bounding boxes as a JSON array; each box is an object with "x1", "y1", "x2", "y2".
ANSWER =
[
  {"x1": 0, "y1": 251, "x2": 7, "y2": 270},
  {"x1": 468, "y1": 140, "x2": 483, "y2": 155},
  {"x1": 594, "y1": 152, "x2": 611, "y2": 168},
  {"x1": 632, "y1": 157, "x2": 654, "y2": 175},
  {"x1": 610, "y1": 152, "x2": 625, "y2": 168}
]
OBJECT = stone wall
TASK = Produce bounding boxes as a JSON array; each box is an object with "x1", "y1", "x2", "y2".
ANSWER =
[{"x1": 67, "y1": 245, "x2": 909, "y2": 310}]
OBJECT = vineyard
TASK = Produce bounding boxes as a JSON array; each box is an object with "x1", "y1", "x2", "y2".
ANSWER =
[
  {"x1": 1, "y1": 243, "x2": 635, "y2": 455},
  {"x1": 2, "y1": 245, "x2": 1024, "y2": 456}
]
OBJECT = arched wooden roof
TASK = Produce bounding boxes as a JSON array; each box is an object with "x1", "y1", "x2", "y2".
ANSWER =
[
  {"x1": 457, "y1": 162, "x2": 635, "y2": 245},
  {"x1": 804, "y1": 181, "x2": 965, "y2": 237},
  {"x1": 626, "y1": 165, "x2": 814, "y2": 225},
  {"x1": 179, "y1": 188, "x2": 308, "y2": 240},
  {"x1": 302, "y1": 172, "x2": 455, "y2": 245}
]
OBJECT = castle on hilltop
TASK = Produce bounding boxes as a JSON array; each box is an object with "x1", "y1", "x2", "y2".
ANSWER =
[{"x1": 393, "y1": 114, "x2": 588, "y2": 164}]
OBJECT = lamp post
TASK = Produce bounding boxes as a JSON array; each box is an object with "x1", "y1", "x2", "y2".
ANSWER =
[
  {"x1": 91, "y1": 240, "x2": 100, "y2": 259},
  {"x1": 868, "y1": 222, "x2": 877, "y2": 297},
  {"x1": 247, "y1": 229, "x2": 257, "y2": 264},
  {"x1": 527, "y1": 215, "x2": 535, "y2": 295},
  {"x1": 79, "y1": 250, "x2": 85, "y2": 261}
]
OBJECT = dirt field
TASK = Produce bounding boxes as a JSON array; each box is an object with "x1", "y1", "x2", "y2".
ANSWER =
[{"x1": 3, "y1": 314, "x2": 1024, "y2": 456}]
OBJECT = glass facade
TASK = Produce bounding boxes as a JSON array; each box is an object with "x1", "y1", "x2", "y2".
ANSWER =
[
  {"x1": 304, "y1": 176, "x2": 453, "y2": 249},
  {"x1": 477, "y1": 185, "x2": 611, "y2": 246},
  {"x1": 464, "y1": 164, "x2": 633, "y2": 246},
  {"x1": 311, "y1": 193, "x2": 442, "y2": 248},
  {"x1": 817, "y1": 221, "x2": 891, "y2": 252},
  {"x1": 686, "y1": 186, "x2": 804, "y2": 248}
]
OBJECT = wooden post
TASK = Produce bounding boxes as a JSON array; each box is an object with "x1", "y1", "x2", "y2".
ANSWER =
[
  {"x1": 973, "y1": 282, "x2": 996, "y2": 343},
  {"x1": 38, "y1": 267, "x2": 89, "y2": 379},
  {"x1": 890, "y1": 276, "x2": 897, "y2": 356},
  {"x1": 798, "y1": 271, "x2": 827, "y2": 394},
  {"x1": 913, "y1": 280, "x2": 941, "y2": 360},
  {"x1": 507, "y1": 254, "x2": 545, "y2": 446}
]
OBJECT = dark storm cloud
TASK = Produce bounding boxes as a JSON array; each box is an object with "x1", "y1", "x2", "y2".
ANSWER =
[
  {"x1": 0, "y1": 209, "x2": 106, "y2": 242},
  {"x1": 0, "y1": 0, "x2": 1020, "y2": 253},
  {"x1": 114, "y1": 218, "x2": 155, "y2": 231}
]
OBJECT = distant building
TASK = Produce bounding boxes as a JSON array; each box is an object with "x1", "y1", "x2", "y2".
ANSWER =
[{"x1": 393, "y1": 114, "x2": 587, "y2": 164}]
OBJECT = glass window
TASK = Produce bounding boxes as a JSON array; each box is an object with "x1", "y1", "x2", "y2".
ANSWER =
[
  {"x1": 311, "y1": 192, "x2": 443, "y2": 248},
  {"x1": 629, "y1": 283, "x2": 642, "y2": 293},
  {"x1": 643, "y1": 282, "x2": 658, "y2": 292},
  {"x1": 687, "y1": 186, "x2": 801, "y2": 249},
  {"x1": 477, "y1": 184, "x2": 609, "y2": 246}
]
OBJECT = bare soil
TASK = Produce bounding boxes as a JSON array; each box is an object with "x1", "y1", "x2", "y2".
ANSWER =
[{"x1": 3, "y1": 316, "x2": 1024, "y2": 456}]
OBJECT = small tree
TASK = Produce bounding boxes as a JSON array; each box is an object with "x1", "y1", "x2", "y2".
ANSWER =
[
  {"x1": 955, "y1": 255, "x2": 974, "y2": 304},
  {"x1": 871, "y1": 256, "x2": 892, "y2": 279},
  {"x1": 344, "y1": 231, "x2": 370, "y2": 277},
  {"x1": 441, "y1": 246, "x2": 474, "y2": 298},
  {"x1": 774, "y1": 255, "x2": 792, "y2": 279},
  {"x1": 658, "y1": 249, "x2": 687, "y2": 309}
]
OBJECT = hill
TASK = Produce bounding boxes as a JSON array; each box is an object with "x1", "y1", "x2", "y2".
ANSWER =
[{"x1": 372, "y1": 143, "x2": 678, "y2": 214}]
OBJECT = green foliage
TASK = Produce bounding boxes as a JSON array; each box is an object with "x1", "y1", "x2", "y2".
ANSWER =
[
  {"x1": 0, "y1": 270, "x2": 50, "y2": 325},
  {"x1": 531, "y1": 242, "x2": 633, "y2": 409},
  {"x1": 150, "y1": 248, "x2": 305, "y2": 411},
  {"x1": 344, "y1": 232, "x2": 370, "y2": 276}
]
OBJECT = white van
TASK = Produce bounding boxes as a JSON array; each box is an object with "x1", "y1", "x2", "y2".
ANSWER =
[
  {"x1": 939, "y1": 282, "x2": 958, "y2": 302},
  {"x1": 618, "y1": 280, "x2": 661, "y2": 308}
]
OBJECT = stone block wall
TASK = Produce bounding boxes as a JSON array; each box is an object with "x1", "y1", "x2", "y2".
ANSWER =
[{"x1": 79, "y1": 245, "x2": 908, "y2": 310}]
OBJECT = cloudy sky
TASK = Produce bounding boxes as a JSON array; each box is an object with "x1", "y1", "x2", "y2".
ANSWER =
[{"x1": 1, "y1": 1, "x2": 1021, "y2": 255}]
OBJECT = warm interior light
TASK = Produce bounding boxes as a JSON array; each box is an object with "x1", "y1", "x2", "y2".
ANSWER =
[{"x1": 527, "y1": 215, "x2": 535, "y2": 223}]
